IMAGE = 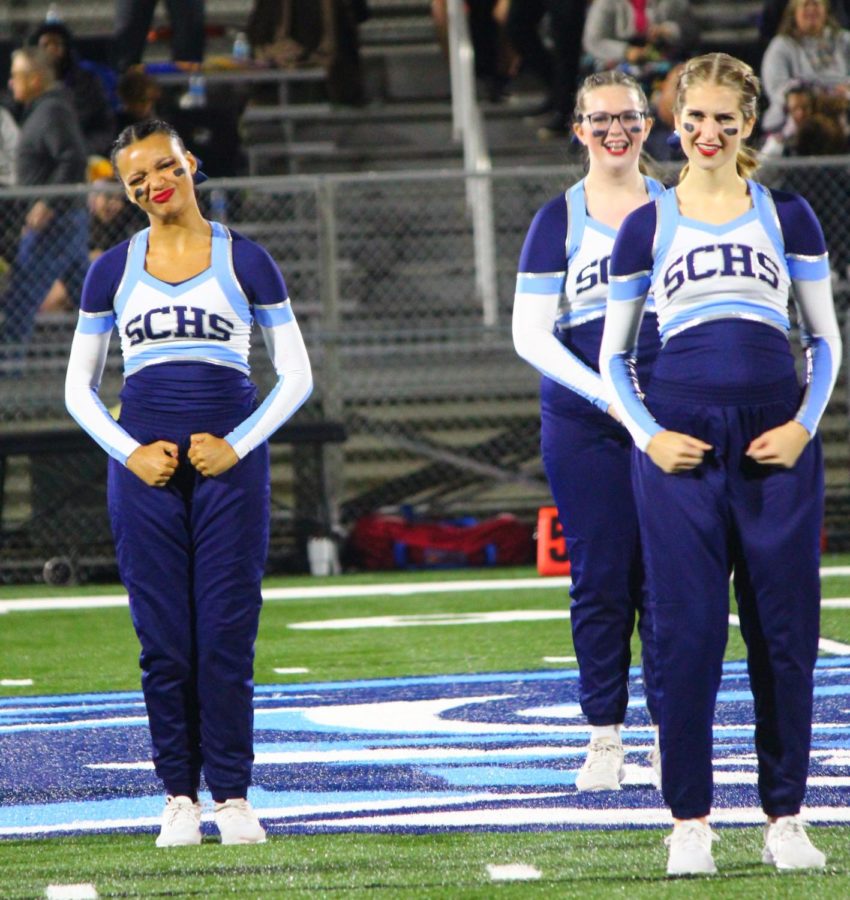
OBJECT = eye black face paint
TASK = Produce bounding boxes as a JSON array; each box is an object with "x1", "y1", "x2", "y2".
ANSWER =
[
  {"x1": 591, "y1": 128, "x2": 608, "y2": 138},
  {"x1": 173, "y1": 167, "x2": 186, "y2": 177},
  {"x1": 134, "y1": 187, "x2": 145, "y2": 200},
  {"x1": 682, "y1": 122, "x2": 696, "y2": 133},
  {"x1": 723, "y1": 127, "x2": 739, "y2": 136}
]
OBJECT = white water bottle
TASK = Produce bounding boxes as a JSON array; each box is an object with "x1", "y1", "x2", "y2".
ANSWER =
[
  {"x1": 179, "y1": 73, "x2": 207, "y2": 109},
  {"x1": 232, "y1": 32, "x2": 250, "y2": 63}
]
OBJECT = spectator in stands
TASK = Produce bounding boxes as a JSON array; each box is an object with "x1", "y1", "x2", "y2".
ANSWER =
[
  {"x1": 247, "y1": 0, "x2": 368, "y2": 105},
  {"x1": 583, "y1": 0, "x2": 697, "y2": 72},
  {"x1": 115, "y1": 68, "x2": 162, "y2": 134},
  {"x1": 431, "y1": 0, "x2": 514, "y2": 103},
  {"x1": 795, "y1": 105, "x2": 850, "y2": 151},
  {"x1": 758, "y1": 0, "x2": 850, "y2": 60},
  {"x1": 792, "y1": 109, "x2": 850, "y2": 274},
  {"x1": 40, "y1": 176, "x2": 142, "y2": 313},
  {"x1": 504, "y1": 0, "x2": 589, "y2": 138},
  {"x1": 761, "y1": 0, "x2": 850, "y2": 132},
  {"x1": 113, "y1": 0, "x2": 206, "y2": 73},
  {"x1": 87, "y1": 180, "x2": 141, "y2": 258},
  {"x1": 0, "y1": 47, "x2": 88, "y2": 351},
  {"x1": 644, "y1": 60, "x2": 685, "y2": 160},
  {"x1": 759, "y1": 81, "x2": 817, "y2": 155},
  {"x1": 28, "y1": 21, "x2": 116, "y2": 158},
  {"x1": 0, "y1": 104, "x2": 18, "y2": 186},
  {"x1": 0, "y1": 106, "x2": 20, "y2": 277}
]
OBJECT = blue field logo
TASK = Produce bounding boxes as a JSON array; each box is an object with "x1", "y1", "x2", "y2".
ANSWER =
[{"x1": 1, "y1": 659, "x2": 849, "y2": 838}]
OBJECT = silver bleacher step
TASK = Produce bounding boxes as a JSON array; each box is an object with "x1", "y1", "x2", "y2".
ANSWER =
[{"x1": 242, "y1": 100, "x2": 454, "y2": 125}]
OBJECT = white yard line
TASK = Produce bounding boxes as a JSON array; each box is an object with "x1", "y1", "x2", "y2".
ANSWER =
[
  {"x1": 2, "y1": 565, "x2": 850, "y2": 614},
  {"x1": 728, "y1": 613, "x2": 850, "y2": 656},
  {"x1": 487, "y1": 864, "x2": 541, "y2": 882},
  {"x1": 0, "y1": 578, "x2": 573, "y2": 613}
]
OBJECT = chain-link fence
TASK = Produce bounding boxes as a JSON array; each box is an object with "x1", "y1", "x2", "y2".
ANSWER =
[{"x1": 1, "y1": 160, "x2": 849, "y2": 581}]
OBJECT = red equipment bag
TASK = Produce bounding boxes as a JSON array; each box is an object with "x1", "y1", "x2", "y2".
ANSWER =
[{"x1": 348, "y1": 512, "x2": 534, "y2": 570}]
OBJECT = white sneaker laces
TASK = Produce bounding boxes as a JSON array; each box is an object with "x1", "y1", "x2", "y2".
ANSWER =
[
  {"x1": 585, "y1": 740, "x2": 622, "y2": 771},
  {"x1": 664, "y1": 821, "x2": 719, "y2": 849},
  {"x1": 771, "y1": 816, "x2": 807, "y2": 845},
  {"x1": 164, "y1": 798, "x2": 198, "y2": 821},
  {"x1": 215, "y1": 798, "x2": 253, "y2": 823}
]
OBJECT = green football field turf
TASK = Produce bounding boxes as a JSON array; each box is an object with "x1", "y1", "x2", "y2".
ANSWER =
[{"x1": 1, "y1": 562, "x2": 848, "y2": 897}]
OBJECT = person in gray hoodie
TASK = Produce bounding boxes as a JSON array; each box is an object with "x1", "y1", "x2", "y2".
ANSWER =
[{"x1": 0, "y1": 46, "x2": 88, "y2": 353}]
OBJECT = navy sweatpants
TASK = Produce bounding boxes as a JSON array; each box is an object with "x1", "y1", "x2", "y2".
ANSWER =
[
  {"x1": 541, "y1": 387, "x2": 660, "y2": 726},
  {"x1": 634, "y1": 378, "x2": 823, "y2": 819},
  {"x1": 108, "y1": 415, "x2": 270, "y2": 801}
]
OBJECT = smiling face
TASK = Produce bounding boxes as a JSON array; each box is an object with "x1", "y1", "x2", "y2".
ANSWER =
[
  {"x1": 573, "y1": 84, "x2": 651, "y2": 173},
  {"x1": 675, "y1": 83, "x2": 754, "y2": 173},
  {"x1": 114, "y1": 132, "x2": 197, "y2": 218},
  {"x1": 794, "y1": 0, "x2": 828, "y2": 36}
]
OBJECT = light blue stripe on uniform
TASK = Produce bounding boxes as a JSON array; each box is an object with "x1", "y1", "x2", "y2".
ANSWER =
[
  {"x1": 76, "y1": 312, "x2": 115, "y2": 334},
  {"x1": 610, "y1": 273, "x2": 651, "y2": 301},
  {"x1": 679, "y1": 208, "x2": 758, "y2": 235},
  {"x1": 750, "y1": 180, "x2": 790, "y2": 278},
  {"x1": 139, "y1": 268, "x2": 214, "y2": 296},
  {"x1": 114, "y1": 231, "x2": 148, "y2": 320},
  {"x1": 67, "y1": 400, "x2": 130, "y2": 465},
  {"x1": 515, "y1": 273, "x2": 564, "y2": 294},
  {"x1": 646, "y1": 176, "x2": 665, "y2": 201},
  {"x1": 661, "y1": 300, "x2": 790, "y2": 338},
  {"x1": 211, "y1": 221, "x2": 252, "y2": 325},
  {"x1": 225, "y1": 378, "x2": 312, "y2": 447},
  {"x1": 557, "y1": 304, "x2": 606, "y2": 327},
  {"x1": 788, "y1": 255, "x2": 830, "y2": 281},
  {"x1": 125, "y1": 342, "x2": 249, "y2": 375},
  {"x1": 254, "y1": 301, "x2": 293, "y2": 327},
  {"x1": 607, "y1": 353, "x2": 662, "y2": 442},
  {"x1": 797, "y1": 339, "x2": 836, "y2": 434},
  {"x1": 566, "y1": 181, "x2": 586, "y2": 262},
  {"x1": 651, "y1": 189, "x2": 679, "y2": 284}
]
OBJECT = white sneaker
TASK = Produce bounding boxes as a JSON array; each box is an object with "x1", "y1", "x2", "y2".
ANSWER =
[
  {"x1": 214, "y1": 798, "x2": 267, "y2": 845},
  {"x1": 665, "y1": 820, "x2": 718, "y2": 876},
  {"x1": 575, "y1": 737, "x2": 625, "y2": 791},
  {"x1": 647, "y1": 735, "x2": 662, "y2": 789},
  {"x1": 155, "y1": 795, "x2": 202, "y2": 847},
  {"x1": 762, "y1": 815, "x2": 826, "y2": 870}
]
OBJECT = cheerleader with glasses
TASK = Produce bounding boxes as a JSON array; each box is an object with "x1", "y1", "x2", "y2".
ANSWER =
[{"x1": 513, "y1": 70, "x2": 664, "y2": 792}]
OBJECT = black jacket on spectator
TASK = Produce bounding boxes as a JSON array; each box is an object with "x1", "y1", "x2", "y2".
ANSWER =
[{"x1": 62, "y1": 66, "x2": 115, "y2": 158}]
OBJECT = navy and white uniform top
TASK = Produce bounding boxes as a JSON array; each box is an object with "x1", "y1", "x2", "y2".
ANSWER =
[
  {"x1": 65, "y1": 221, "x2": 313, "y2": 465},
  {"x1": 600, "y1": 181, "x2": 841, "y2": 449},
  {"x1": 513, "y1": 176, "x2": 665, "y2": 411}
]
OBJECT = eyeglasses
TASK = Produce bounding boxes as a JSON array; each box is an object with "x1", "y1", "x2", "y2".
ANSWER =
[{"x1": 579, "y1": 110, "x2": 646, "y2": 129}]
